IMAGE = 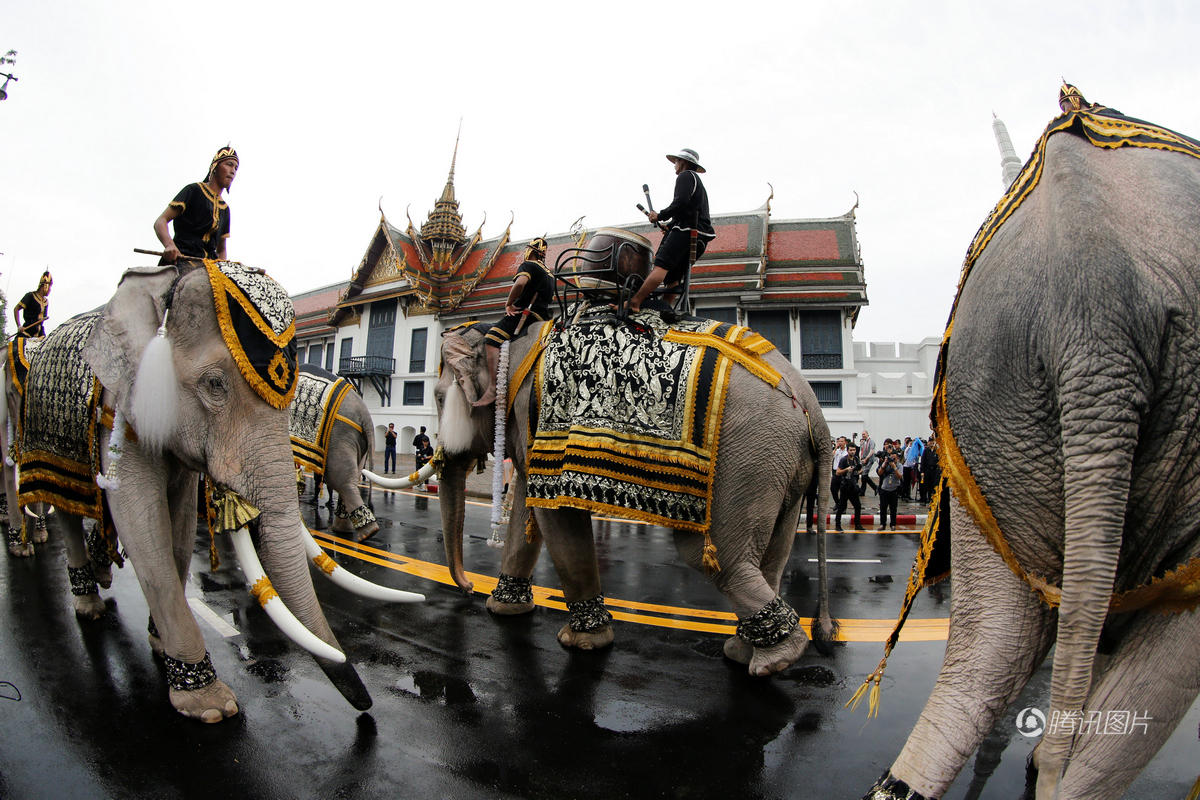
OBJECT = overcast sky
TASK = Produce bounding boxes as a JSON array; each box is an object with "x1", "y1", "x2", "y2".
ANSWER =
[{"x1": 3, "y1": 1, "x2": 1198, "y2": 345}]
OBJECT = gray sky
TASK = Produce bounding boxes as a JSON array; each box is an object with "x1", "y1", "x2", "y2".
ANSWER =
[{"x1": 3, "y1": 1, "x2": 1198, "y2": 344}]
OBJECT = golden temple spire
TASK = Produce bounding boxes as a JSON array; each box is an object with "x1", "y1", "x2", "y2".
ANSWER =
[{"x1": 420, "y1": 123, "x2": 468, "y2": 269}]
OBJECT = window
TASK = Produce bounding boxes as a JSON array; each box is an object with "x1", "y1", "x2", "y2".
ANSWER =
[
  {"x1": 800, "y1": 311, "x2": 842, "y2": 370},
  {"x1": 297, "y1": 345, "x2": 309, "y2": 364},
  {"x1": 746, "y1": 310, "x2": 791, "y2": 359},
  {"x1": 403, "y1": 380, "x2": 425, "y2": 406},
  {"x1": 307, "y1": 344, "x2": 323, "y2": 365},
  {"x1": 701, "y1": 307, "x2": 738, "y2": 325},
  {"x1": 409, "y1": 328, "x2": 428, "y2": 373},
  {"x1": 338, "y1": 338, "x2": 353, "y2": 372},
  {"x1": 325, "y1": 343, "x2": 334, "y2": 372},
  {"x1": 366, "y1": 299, "x2": 397, "y2": 362},
  {"x1": 810, "y1": 381, "x2": 842, "y2": 408}
]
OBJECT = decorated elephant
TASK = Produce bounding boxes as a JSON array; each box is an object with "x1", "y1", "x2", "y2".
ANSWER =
[
  {"x1": 426, "y1": 311, "x2": 836, "y2": 677},
  {"x1": 860, "y1": 99, "x2": 1200, "y2": 799},
  {"x1": 1, "y1": 346, "x2": 56, "y2": 557},
  {"x1": 5, "y1": 260, "x2": 421, "y2": 723},
  {"x1": 290, "y1": 364, "x2": 379, "y2": 542}
]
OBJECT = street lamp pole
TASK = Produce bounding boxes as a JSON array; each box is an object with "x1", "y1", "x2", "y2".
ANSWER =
[{"x1": 1, "y1": 50, "x2": 19, "y2": 102}]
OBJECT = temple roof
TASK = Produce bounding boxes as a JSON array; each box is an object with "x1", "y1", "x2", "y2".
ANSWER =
[{"x1": 327, "y1": 166, "x2": 866, "y2": 329}]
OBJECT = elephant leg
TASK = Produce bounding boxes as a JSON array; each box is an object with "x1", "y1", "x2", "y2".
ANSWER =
[
  {"x1": 487, "y1": 476, "x2": 539, "y2": 616},
  {"x1": 145, "y1": 470, "x2": 201, "y2": 658},
  {"x1": 886, "y1": 494, "x2": 1055, "y2": 799},
  {"x1": 107, "y1": 449, "x2": 237, "y2": 723},
  {"x1": 30, "y1": 503, "x2": 50, "y2": 543},
  {"x1": 537, "y1": 506, "x2": 613, "y2": 650},
  {"x1": 333, "y1": 482, "x2": 377, "y2": 543},
  {"x1": 61, "y1": 512, "x2": 105, "y2": 620},
  {"x1": 4, "y1": 471, "x2": 32, "y2": 557},
  {"x1": 1045, "y1": 607, "x2": 1200, "y2": 799}
]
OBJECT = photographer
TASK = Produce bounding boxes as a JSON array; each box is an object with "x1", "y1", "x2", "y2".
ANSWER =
[
  {"x1": 858, "y1": 429, "x2": 878, "y2": 497},
  {"x1": 877, "y1": 440, "x2": 904, "y2": 531},
  {"x1": 834, "y1": 443, "x2": 866, "y2": 532}
]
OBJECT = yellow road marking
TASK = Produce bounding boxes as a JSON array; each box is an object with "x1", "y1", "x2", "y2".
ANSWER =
[{"x1": 310, "y1": 529, "x2": 949, "y2": 643}]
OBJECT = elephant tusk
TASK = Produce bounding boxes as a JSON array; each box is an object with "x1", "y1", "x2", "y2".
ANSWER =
[
  {"x1": 23, "y1": 506, "x2": 40, "y2": 519},
  {"x1": 361, "y1": 462, "x2": 437, "y2": 490},
  {"x1": 46, "y1": 505, "x2": 56, "y2": 516},
  {"x1": 299, "y1": 524, "x2": 425, "y2": 603},
  {"x1": 229, "y1": 526, "x2": 347, "y2": 663}
]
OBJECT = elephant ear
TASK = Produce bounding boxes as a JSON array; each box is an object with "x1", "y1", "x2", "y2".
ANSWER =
[
  {"x1": 442, "y1": 330, "x2": 482, "y2": 405},
  {"x1": 83, "y1": 266, "x2": 186, "y2": 441}
]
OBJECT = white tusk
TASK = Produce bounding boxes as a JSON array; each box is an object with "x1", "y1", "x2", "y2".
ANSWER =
[
  {"x1": 46, "y1": 505, "x2": 56, "y2": 516},
  {"x1": 229, "y1": 526, "x2": 347, "y2": 663},
  {"x1": 23, "y1": 506, "x2": 39, "y2": 519},
  {"x1": 361, "y1": 462, "x2": 437, "y2": 490},
  {"x1": 299, "y1": 524, "x2": 424, "y2": 603}
]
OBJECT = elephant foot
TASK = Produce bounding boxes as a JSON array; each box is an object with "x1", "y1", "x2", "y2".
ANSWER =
[
  {"x1": 354, "y1": 521, "x2": 379, "y2": 544},
  {"x1": 331, "y1": 516, "x2": 353, "y2": 534},
  {"x1": 723, "y1": 635, "x2": 753, "y2": 664},
  {"x1": 749, "y1": 626, "x2": 809, "y2": 677},
  {"x1": 94, "y1": 564, "x2": 113, "y2": 590},
  {"x1": 169, "y1": 679, "x2": 240, "y2": 723},
  {"x1": 556, "y1": 623, "x2": 614, "y2": 650},
  {"x1": 486, "y1": 595, "x2": 535, "y2": 615},
  {"x1": 7, "y1": 541, "x2": 34, "y2": 558},
  {"x1": 73, "y1": 593, "x2": 106, "y2": 621},
  {"x1": 32, "y1": 527, "x2": 49, "y2": 544}
]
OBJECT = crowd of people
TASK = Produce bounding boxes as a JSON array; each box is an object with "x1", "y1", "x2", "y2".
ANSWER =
[{"x1": 801, "y1": 429, "x2": 941, "y2": 532}]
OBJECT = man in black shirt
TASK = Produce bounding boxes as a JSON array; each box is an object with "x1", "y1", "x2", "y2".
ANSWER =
[
  {"x1": 475, "y1": 237, "x2": 554, "y2": 407},
  {"x1": 13, "y1": 270, "x2": 51, "y2": 338},
  {"x1": 153, "y1": 146, "x2": 238, "y2": 263},
  {"x1": 629, "y1": 148, "x2": 716, "y2": 312},
  {"x1": 411, "y1": 426, "x2": 430, "y2": 471},
  {"x1": 383, "y1": 423, "x2": 398, "y2": 474}
]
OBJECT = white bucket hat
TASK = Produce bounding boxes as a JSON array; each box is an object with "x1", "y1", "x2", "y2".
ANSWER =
[{"x1": 665, "y1": 147, "x2": 705, "y2": 173}]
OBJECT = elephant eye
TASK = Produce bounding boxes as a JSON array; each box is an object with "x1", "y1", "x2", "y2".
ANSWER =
[{"x1": 201, "y1": 371, "x2": 229, "y2": 406}]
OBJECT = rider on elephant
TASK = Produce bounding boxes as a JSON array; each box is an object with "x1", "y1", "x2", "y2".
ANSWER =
[
  {"x1": 13, "y1": 270, "x2": 51, "y2": 338},
  {"x1": 628, "y1": 147, "x2": 715, "y2": 313},
  {"x1": 474, "y1": 236, "x2": 553, "y2": 407},
  {"x1": 153, "y1": 146, "x2": 238, "y2": 265}
]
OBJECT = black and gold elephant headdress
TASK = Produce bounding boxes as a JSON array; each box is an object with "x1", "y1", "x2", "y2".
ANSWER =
[{"x1": 204, "y1": 260, "x2": 297, "y2": 409}]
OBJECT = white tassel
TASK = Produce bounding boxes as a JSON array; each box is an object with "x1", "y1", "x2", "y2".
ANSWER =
[
  {"x1": 130, "y1": 310, "x2": 179, "y2": 453},
  {"x1": 5, "y1": 417, "x2": 13, "y2": 467},
  {"x1": 440, "y1": 380, "x2": 475, "y2": 455},
  {"x1": 95, "y1": 409, "x2": 125, "y2": 491},
  {"x1": 487, "y1": 341, "x2": 510, "y2": 549}
]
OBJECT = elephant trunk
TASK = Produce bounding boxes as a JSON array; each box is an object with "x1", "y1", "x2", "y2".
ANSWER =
[
  {"x1": 438, "y1": 456, "x2": 474, "y2": 594},
  {"x1": 230, "y1": 446, "x2": 372, "y2": 710}
]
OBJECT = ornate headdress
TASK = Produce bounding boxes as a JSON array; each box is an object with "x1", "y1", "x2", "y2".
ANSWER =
[
  {"x1": 1059, "y1": 82, "x2": 1087, "y2": 112},
  {"x1": 205, "y1": 261, "x2": 297, "y2": 409},
  {"x1": 38, "y1": 270, "x2": 52, "y2": 288},
  {"x1": 524, "y1": 236, "x2": 549, "y2": 261},
  {"x1": 206, "y1": 145, "x2": 239, "y2": 180}
]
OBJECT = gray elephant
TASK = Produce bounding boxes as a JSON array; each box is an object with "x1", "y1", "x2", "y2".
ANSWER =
[
  {"x1": 434, "y1": 313, "x2": 836, "y2": 677},
  {"x1": 9, "y1": 260, "x2": 418, "y2": 723},
  {"x1": 291, "y1": 364, "x2": 379, "y2": 542},
  {"x1": 863, "y1": 102, "x2": 1200, "y2": 799}
]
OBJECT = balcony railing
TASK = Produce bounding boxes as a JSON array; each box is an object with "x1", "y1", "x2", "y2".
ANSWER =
[{"x1": 338, "y1": 355, "x2": 395, "y2": 376}]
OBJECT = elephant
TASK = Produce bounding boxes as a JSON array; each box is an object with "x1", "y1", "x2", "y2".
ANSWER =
[
  {"x1": 432, "y1": 313, "x2": 836, "y2": 677},
  {"x1": 290, "y1": 364, "x2": 379, "y2": 542},
  {"x1": 863, "y1": 108, "x2": 1200, "y2": 798},
  {"x1": 7, "y1": 260, "x2": 420, "y2": 723}
]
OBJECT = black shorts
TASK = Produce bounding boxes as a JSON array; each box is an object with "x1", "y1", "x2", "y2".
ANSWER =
[
  {"x1": 484, "y1": 308, "x2": 549, "y2": 347},
  {"x1": 653, "y1": 229, "x2": 709, "y2": 284}
]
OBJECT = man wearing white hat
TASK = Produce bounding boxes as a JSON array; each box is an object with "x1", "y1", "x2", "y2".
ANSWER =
[{"x1": 628, "y1": 147, "x2": 716, "y2": 312}]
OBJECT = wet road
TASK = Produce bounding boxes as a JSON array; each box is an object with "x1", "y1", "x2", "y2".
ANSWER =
[{"x1": 1, "y1": 486, "x2": 1197, "y2": 799}]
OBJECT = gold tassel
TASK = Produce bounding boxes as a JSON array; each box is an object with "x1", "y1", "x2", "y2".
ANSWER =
[
  {"x1": 701, "y1": 532, "x2": 721, "y2": 576},
  {"x1": 1186, "y1": 773, "x2": 1200, "y2": 800},
  {"x1": 846, "y1": 656, "x2": 888, "y2": 718},
  {"x1": 524, "y1": 513, "x2": 541, "y2": 544}
]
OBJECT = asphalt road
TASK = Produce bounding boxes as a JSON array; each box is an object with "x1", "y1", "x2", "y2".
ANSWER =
[{"x1": 0, "y1": 484, "x2": 1196, "y2": 799}]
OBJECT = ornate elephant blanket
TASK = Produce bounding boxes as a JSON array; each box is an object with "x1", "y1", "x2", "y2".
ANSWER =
[
  {"x1": 15, "y1": 312, "x2": 106, "y2": 519},
  {"x1": 522, "y1": 310, "x2": 778, "y2": 534},
  {"x1": 6, "y1": 335, "x2": 45, "y2": 397},
  {"x1": 289, "y1": 366, "x2": 355, "y2": 476}
]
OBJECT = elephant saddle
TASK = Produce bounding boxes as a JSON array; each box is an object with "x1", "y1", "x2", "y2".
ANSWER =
[
  {"x1": 523, "y1": 309, "x2": 779, "y2": 534},
  {"x1": 289, "y1": 365, "x2": 355, "y2": 476},
  {"x1": 12, "y1": 312, "x2": 116, "y2": 541}
]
